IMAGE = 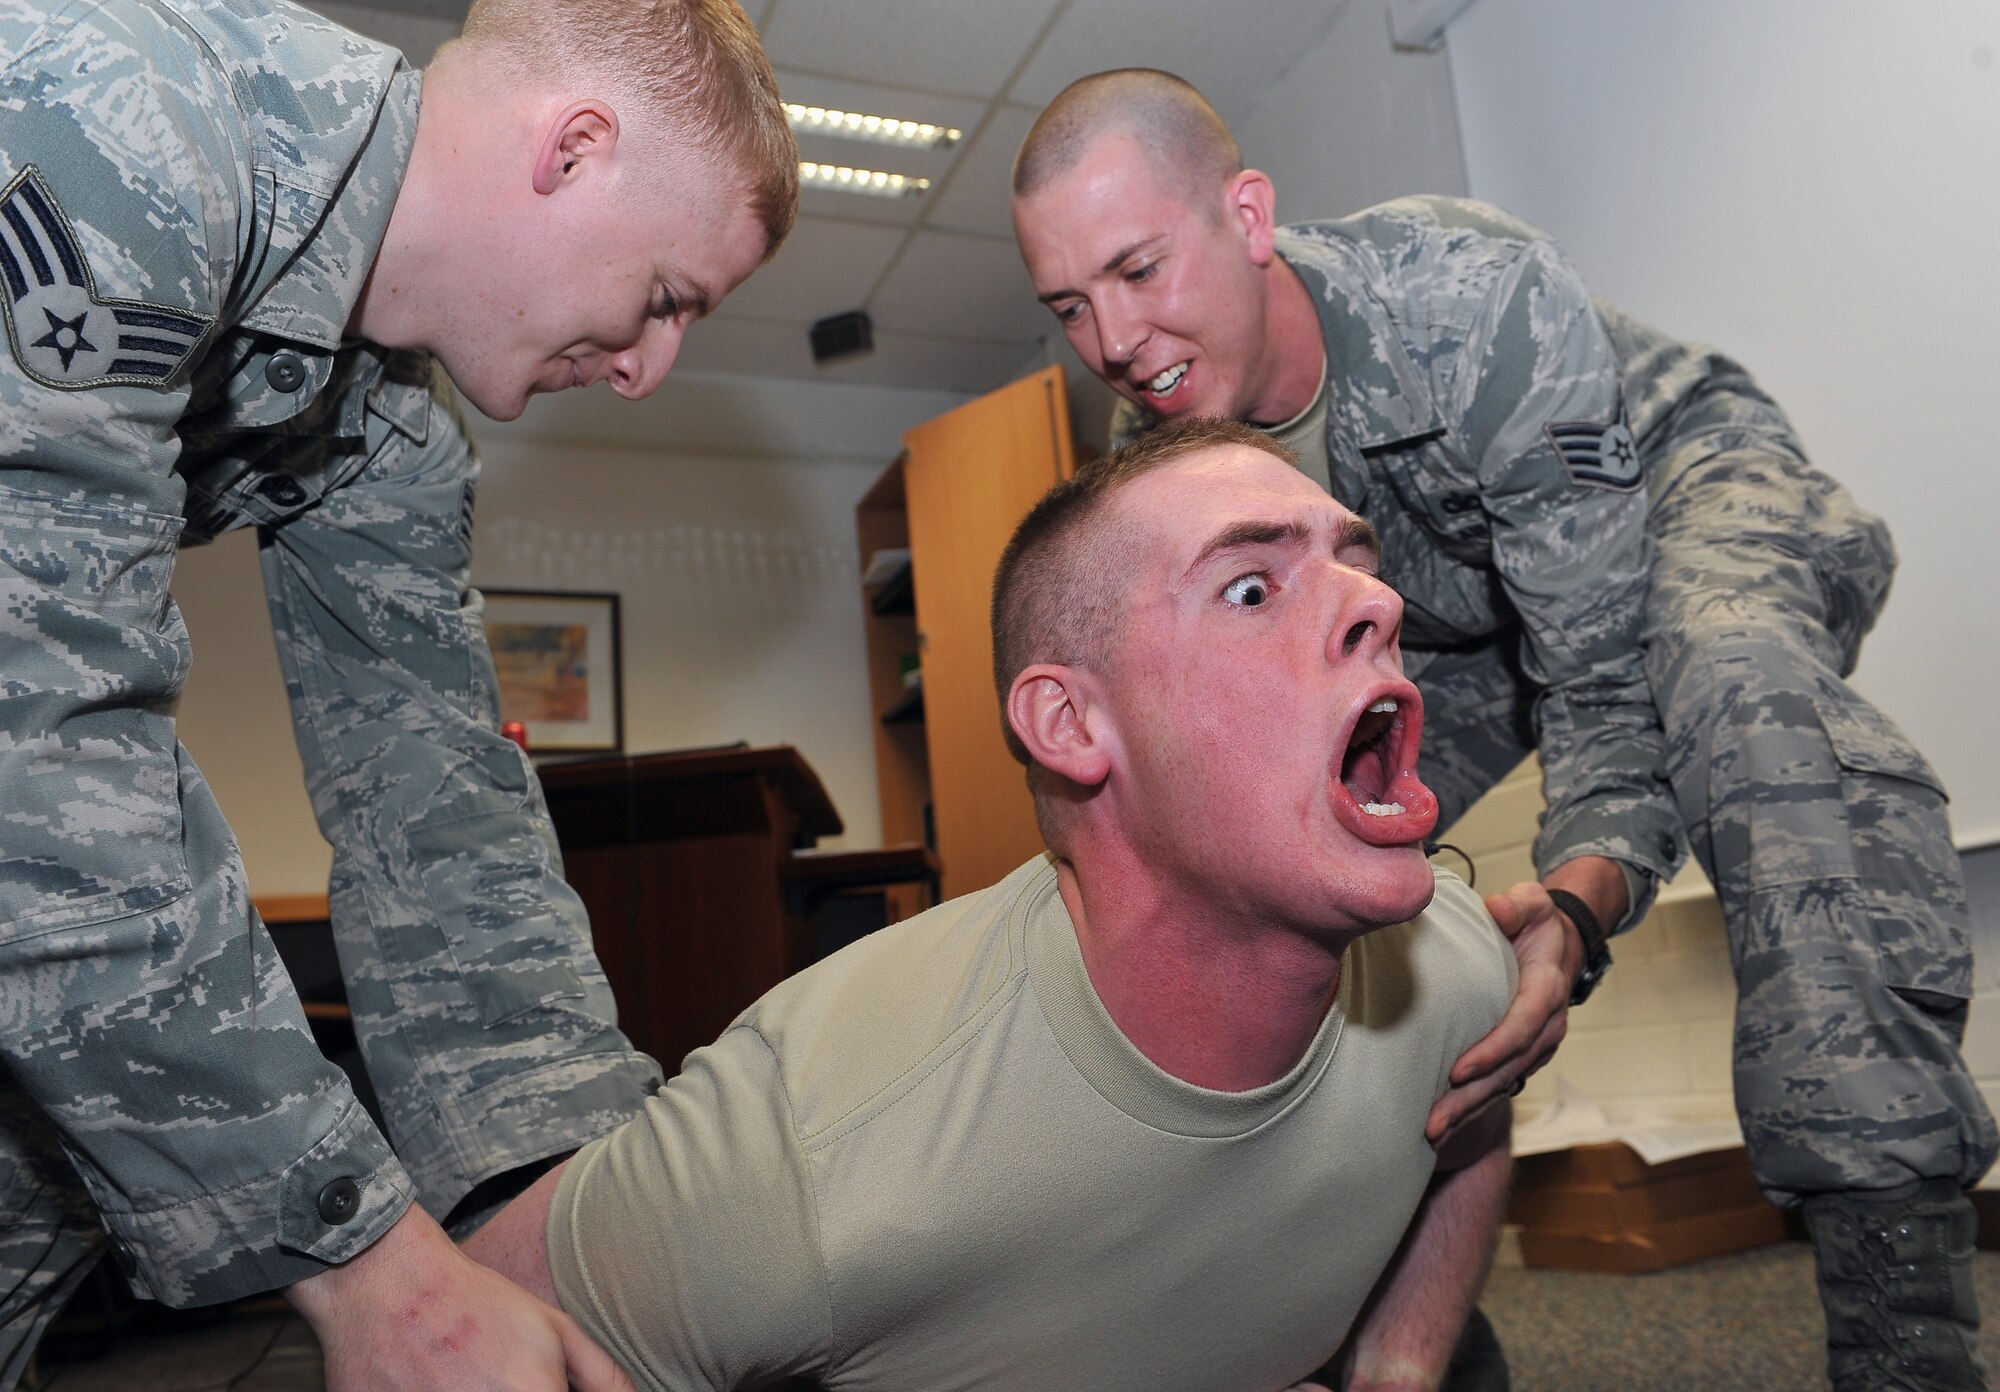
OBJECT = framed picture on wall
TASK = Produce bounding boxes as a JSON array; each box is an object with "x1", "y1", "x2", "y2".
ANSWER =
[{"x1": 482, "y1": 589, "x2": 624, "y2": 756}]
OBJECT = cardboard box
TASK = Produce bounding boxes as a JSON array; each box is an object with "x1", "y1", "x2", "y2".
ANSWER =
[
  {"x1": 1515, "y1": 1199, "x2": 1787, "y2": 1273},
  {"x1": 1508, "y1": 1143, "x2": 1786, "y2": 1273}
]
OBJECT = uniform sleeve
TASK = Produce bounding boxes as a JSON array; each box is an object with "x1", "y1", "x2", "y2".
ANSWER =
[
  {"x1": 257, "y1": 368, "x2": 662, "y2": 1214},
  {"x1": 550, "y1": 1026, "x2": 832, "y2": 1392},
  {"x1": 1420, "y1": 872, "x2": 1518, "y2": 1085},
  {"x1": 0, "y1": 8, "x2": 414, "y2": 1305},
  {"x1": 1460, "y1": 239, "x2": 1682, "y2": 920}
]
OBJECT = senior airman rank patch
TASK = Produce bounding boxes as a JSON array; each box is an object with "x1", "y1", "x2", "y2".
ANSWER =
[
  {"x1": 1545, "y1": 417, "x2": 1641, "y2": 491},
  {"x1": 1, "y1": 165, "x2": 211, "y2": 391}
]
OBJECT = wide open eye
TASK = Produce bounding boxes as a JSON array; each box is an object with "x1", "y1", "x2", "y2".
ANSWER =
[{"x1": 1222, "y1": 573, "x2": 1270, "y2": 608}]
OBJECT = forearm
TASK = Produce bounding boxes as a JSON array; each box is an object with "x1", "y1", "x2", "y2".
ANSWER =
[
  {"x1": 1542, "y1": 854, "x2": 1627, "y2": 979},
  {"x1": 259, "y1": 398, "x2": 659, "y2": 1214},
  {"x1": 1531, "y1": 696, "x2": 1678, "y2": 925},
  {"x1": 290, "y1": 1185, "x2": 636, "y2": 1392},
  {"x1": 0, "y1": 495, "x2": 417, "y2": 1305},
  {"x1": 1343, "y1": 1106, "x2": 1512, "y2": 1392},
  {"x1": 460, "y1": 1159, "x2": 570, "y2": 1307}
]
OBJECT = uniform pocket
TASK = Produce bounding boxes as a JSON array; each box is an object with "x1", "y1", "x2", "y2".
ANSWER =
[
  {"x1": 404, "y1": 803, "x2": 586, "y2": 1027},
  {"x1": 1816, "y1": 696, "x2": 1969, "y2": 1000},
  {"x1": 0, "y1": 491, "x2": 192, "y2": 942}
]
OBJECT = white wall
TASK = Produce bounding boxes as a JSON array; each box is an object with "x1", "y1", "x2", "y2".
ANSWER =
[
  {"x1": 1236, "y1": 0, "x2": 1468, "y2": 216},
  {"x1": 174, "y1": 375, "x2": 970, "y2": 899},
  {"x1": 1447, "y1": 0, "x2": 2000, "y2": 849},
  {"x1": 468, "y1": 438, "x2": 885, "y2": 846}
]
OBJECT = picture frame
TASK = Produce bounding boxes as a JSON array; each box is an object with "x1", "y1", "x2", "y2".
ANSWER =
[{"x1": 481, "y1": 588, "x2": 624, "y2": 756}]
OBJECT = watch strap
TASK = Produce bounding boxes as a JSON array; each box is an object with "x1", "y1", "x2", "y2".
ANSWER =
[{"x1": 1546, "y1": 886, "x2": 1612, "y2": 1006}]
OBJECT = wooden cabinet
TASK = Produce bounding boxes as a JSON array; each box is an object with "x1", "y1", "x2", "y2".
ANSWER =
[{"x1": 856, "y1": 366, "x2": 1078, "y2": 902}]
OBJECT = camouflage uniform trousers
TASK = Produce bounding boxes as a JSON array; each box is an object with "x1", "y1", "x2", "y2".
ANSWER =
[{"x1": 1409, "y1": 387, "x2": 1998, "y2": 1208}]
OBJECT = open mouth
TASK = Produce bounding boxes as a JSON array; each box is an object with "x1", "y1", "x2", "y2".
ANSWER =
[
  {"x1": 1330, "y1": 687, "x2": 1439, "y2": 847},
  {"x1": 1139, "y1": 360, "x2": 1190, "y2": 406}
]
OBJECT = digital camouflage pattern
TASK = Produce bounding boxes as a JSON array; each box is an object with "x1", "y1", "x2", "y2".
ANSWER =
[
  {"x1": 1113, "y1": 195, "x2": 1996, "y2": 1203},
  {"x1": 0, "y1": 0, "x2": 661, "y2": 1355}
]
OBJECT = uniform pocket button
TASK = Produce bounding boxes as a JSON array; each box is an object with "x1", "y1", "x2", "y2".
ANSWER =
[
  {"x1": 258, "y1": 474, "x2": 307, "y2": 508},
  {"x1": 266, "y1": 352, "x2": 307, "y2": 393},
  {"x1": 109, "y1": 1236, "x2": 141, "y2": 1281},
  {"x1": 317, "y1": 1176, "x2": 361, "y2": 1225}
]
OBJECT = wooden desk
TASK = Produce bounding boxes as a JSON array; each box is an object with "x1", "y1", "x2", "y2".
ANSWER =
[
  {"x1": 259, "y1": 745, "x2": 932, "y2": 1085},
  {"x1": 539, "y1": 745, "x2": 932, "y2": 1074}
]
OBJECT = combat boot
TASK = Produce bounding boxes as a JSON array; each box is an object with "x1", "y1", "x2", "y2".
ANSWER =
[{"x1": 1802, "y1": 1179, "x2": 1987, "y2": 1391}]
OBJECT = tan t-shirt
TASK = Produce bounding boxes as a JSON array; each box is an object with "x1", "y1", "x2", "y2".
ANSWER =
[
  {"x1": 1259, "y1": 354, "x2": 1333, "y2": 495},
  {"x1": 549, "y1": 856, "x2": 1514, "y2": 1392}
]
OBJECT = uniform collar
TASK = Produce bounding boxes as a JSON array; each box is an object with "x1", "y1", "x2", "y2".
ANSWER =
[
  {"x1": 238, "y1": 66, "x2": 421, "y2": 350},
  {"x1": 364, "y1": 349, "x2": 433, "y2": 441},
  {"x1": 1276, "y1": 226, "x2": 1444, "y2": 450}
]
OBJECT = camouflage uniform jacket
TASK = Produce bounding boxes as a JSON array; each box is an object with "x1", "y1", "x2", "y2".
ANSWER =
[
  {"x1": 1114, "y1": 196, "x2": 1699, "y2": 910},
  {"x1": 1, "y1": 0, "x2": 657, "y2": 1305}
]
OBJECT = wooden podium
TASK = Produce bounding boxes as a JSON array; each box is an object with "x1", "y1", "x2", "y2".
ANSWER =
[{"x1": 537, "y1": 745, "x2": 935, "y2": 1075}]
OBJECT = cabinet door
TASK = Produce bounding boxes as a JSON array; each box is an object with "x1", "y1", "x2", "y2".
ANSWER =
[{"x1": 903, "y1": 366, "x2": 1075, "y2": 900}]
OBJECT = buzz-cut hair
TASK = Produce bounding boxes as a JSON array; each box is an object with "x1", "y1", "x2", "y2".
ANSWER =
[
  {"x1": 452, "y1": 0, "x2": 799, "y2": 259},
  {"x1": 990, "y1": 416, "x2": 1297, "y2": 776},
  {"x1": 1012, "y1": 68, "x2": 1242, "y2": 213}
]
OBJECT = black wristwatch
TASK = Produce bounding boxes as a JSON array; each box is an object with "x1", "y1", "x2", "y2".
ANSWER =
[{"x1": 1545, "y1": 887, "x2": 1612, "y2": 1007}]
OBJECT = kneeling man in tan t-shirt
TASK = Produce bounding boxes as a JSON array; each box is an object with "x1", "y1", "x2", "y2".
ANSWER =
[{"x1": 469, "y1": 417, "x2": 1527, "y2": 1391}]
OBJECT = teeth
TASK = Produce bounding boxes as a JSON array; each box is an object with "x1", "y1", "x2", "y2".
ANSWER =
[
  {"x1": 1367, "y1": 698, "x2": 1398, "y2": 713},
  {"x1": 1147, "y1": 362, "x2": 1187, "y2": 394},
  {"x1": 1361, "y1": 802, "x2": 1406, "y2": 817}
]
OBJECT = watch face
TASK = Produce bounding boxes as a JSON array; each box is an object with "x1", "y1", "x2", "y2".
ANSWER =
[{"x1": 1570, "y1": 952, "x2": 1611, "y2": 1007}]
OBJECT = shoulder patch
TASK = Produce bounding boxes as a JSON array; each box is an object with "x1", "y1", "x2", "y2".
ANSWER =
[
  {"x1": 1, "y1": 165, "x2": 212, "y2": 392},
  {"x1": 1545, "y1": 418, "x2": 1641, "y2": 491}
]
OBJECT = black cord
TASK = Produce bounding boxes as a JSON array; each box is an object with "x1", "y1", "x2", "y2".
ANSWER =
[{"x1": 1424, "y1": 840, "x2": 1476, "y2": 888}]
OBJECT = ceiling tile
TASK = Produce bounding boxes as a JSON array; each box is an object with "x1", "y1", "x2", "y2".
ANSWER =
[
  {"x1": 797, "y1": 181, "x2": 931, "y2": 229},
  {"x1": 670, "y1": 316, "x2": 1028, "y2": 394},
  {"x1": 817, "y1": 331, "x2": 1034, "y2": 394},
  {"x1": 761, "y1": 0, "x2": 1065, "y2": 100},
  {"x1": 1008, "y1": 0, "x2": 1344, "y2": 127},
  {"x1": 717, "y1": 216, "x2": 906, "y2": 323},
  {"x1": 867, "y1": 229, "x2": 1052, "y2": 347},
  {"x1": 923, "y1": 103, "x2": 1039, "y2": 238},
  {"x1": 494, "y1": 369, "x2": 970, "y2": 462}
]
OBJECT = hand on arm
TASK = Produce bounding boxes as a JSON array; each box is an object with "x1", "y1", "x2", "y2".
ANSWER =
[
  {"x1": 288, "y1": 1191, "x2": 631, "y2": 1392},
  {"x1": 1425, "y1": 854, "x2": 1628, "y2": 1146}
]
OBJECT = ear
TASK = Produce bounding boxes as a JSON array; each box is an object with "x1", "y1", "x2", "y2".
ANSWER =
[
  {"x1": 1222, "y1": 167, "x2": 1280, "y2": 267},
  {"x1": 1007, "y1": 664, "x2": 1115, "y2": 789},
  {"x1": 532, "y1": 99, "x2": 623, "y2": 195}
]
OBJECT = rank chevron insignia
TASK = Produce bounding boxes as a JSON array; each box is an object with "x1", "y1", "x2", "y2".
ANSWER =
[
  {"x1": 0, "y1": 165, "x2": 212, "y2": 391},
  {"x1": 1545, "y1": 417, "x2": 1642, "y2": 491}
]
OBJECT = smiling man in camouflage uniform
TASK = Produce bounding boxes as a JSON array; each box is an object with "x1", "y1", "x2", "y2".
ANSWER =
[
  {"x1": 0, "y1": 0, "x2": 795, "y2": 1387},
  {"x1": 1012, "y1": 69, "x2": 1996, "y2": 1392}
]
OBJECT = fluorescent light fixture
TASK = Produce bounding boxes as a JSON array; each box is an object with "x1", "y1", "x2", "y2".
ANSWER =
[
  {"x1": 785, "y1": 102, "x2": 961, "y2": 149},
  {"x1": 799, "y1": 161, "x2": 931, "y2": 199}
]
